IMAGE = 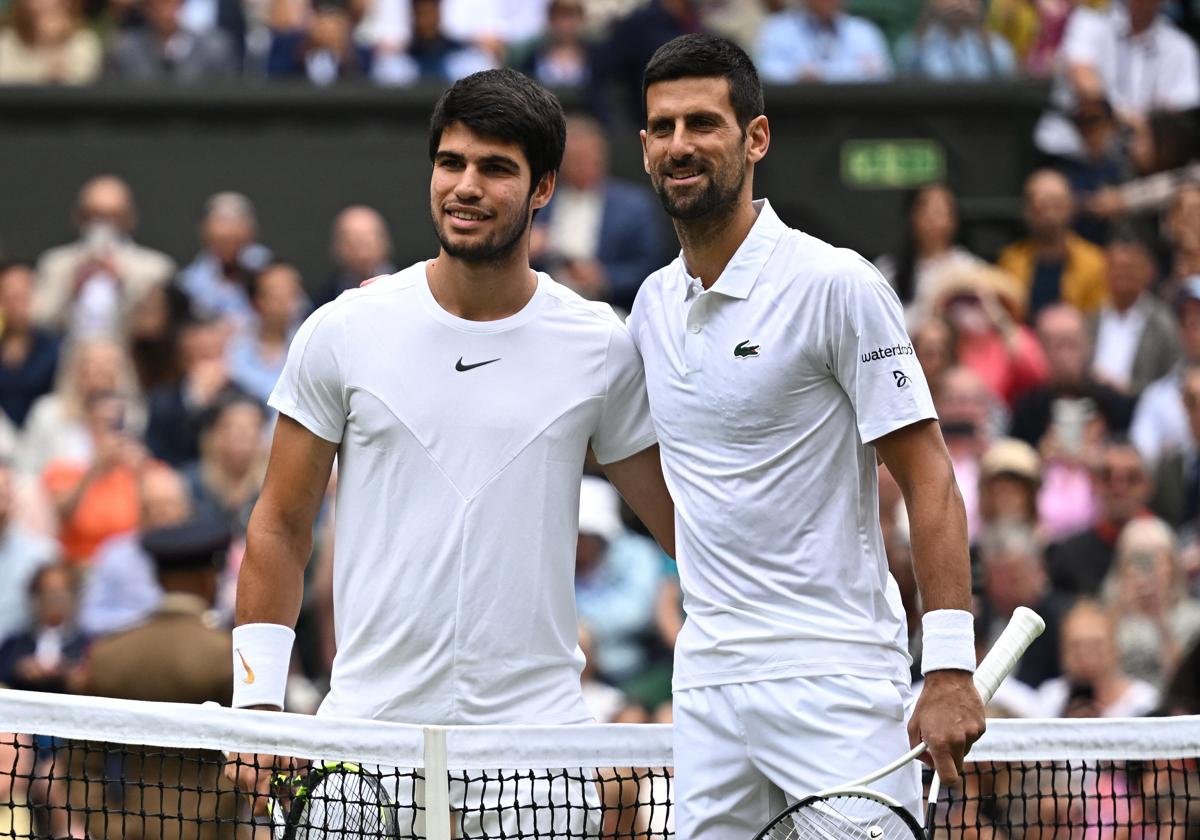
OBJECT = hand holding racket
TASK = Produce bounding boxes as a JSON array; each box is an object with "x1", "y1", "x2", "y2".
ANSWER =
[{"x1": 752, "y1": 606, "x2": 1045, "y2": 840}]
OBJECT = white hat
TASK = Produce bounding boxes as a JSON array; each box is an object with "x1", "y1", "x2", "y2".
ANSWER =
[{"x1": 578, "y1": 476, "x2": 624, "y2": 543}]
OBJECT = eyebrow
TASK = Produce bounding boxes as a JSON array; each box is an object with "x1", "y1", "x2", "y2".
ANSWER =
[{"x1": 435, "y1": 151, "x2": 521, "y2": 169}]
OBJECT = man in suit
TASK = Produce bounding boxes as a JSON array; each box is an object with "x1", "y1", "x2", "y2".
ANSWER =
[
  {"x1": 532, "y1": 114, "x2": 668, "y2": 312},
  {"x1": 1091, "y1": 234, "x2": 1181, "y2": 396},
  {"x1": 34, "y1": 176, "x2": 175, "y2": 340},
  {"x1": 82, "y1": 516, "x2": 236, "y2": 840},
  {"x1": 106, "y1": 0, "x2": 237, "y2": 82}
]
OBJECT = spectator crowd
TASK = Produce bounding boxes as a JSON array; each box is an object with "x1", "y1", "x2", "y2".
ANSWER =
[{"x1": 0, "y1": 0, "x2": 1197, "y2": 751}]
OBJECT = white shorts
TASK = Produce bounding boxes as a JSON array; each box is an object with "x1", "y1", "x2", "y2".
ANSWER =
[{"x1": 672, "y1": 674, "x2": 921, "y2": 840}]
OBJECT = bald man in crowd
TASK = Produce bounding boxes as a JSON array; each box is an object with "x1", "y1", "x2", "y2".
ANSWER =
[
  {"x1": 998, "y1": 169, "x2": 1108, "y2": 321},
  {"x1": 34, "y1": 175, "x2": 175, "y2": 339},
  {"x1": 315, "y1": 206, "x2": 396, "y2": 306}
]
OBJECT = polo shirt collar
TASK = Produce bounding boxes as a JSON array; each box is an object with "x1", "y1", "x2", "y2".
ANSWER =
[{"x1": 681, "y1": 198, "x2": 786, "y2": 301}]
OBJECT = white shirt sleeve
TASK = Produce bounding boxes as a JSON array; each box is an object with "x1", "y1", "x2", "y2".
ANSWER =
[
  {"x1": 1161, "y1": 30, "x2": 1200, "y2": 109},
  {"x1": 827, "y1": 259, "x2": 937, "y2": 444},
  {"x1": 268, "y1": 304, "x2": 348, "y2": 444},
  {"x1": 591, "y1": 323, "x2": 657, "y2": 465},
  {"x1": 1060, "y1": 8, "x2": 1107, "y2": 67}
]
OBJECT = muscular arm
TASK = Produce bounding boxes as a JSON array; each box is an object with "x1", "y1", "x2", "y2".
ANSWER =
[
  {"x1": 226, "y1": 416, "x2": 336, "y2": 802},
  {"x1": 600, "y1": 444, "x2": 675, "y2": 559},
  {"x1": 875, "y1": 419, "x2": 984, "y2": 786},
  {"x1": 237, "y1": 415, "x2": 338, "y2": 629},
  {"x1": 875, "y1": 419, "x2": 970, "y2": 614}
]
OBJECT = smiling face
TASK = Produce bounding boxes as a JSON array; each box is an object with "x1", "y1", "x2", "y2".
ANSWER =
[
  {"x1": 641, "y1": 76, "x2": 765, "y2": 222},
  {"x1": 429, "y1": 122, "x2": 554, "y2": 264}
]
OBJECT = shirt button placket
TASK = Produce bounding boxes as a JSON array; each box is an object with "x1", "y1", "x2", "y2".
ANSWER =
[{"x1": 684, "y1": 289, "x2": 707, "y2": 373}]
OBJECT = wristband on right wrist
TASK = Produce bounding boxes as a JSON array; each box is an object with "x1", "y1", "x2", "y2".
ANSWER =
[
  {"x1": 231, "y1": 623, "x2": 295, "y2": 710},
  {"x1": 920, "y1": 608, "x2": 976, "y2": 675}
]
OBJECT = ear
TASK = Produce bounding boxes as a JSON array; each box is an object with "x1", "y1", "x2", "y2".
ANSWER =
[
  {"x1": 531, "y1": 170, "x2": 557, "y2": 212},
  {"x1": 746, "y1": 115, "x2": 769, "y2": 165},
  {"x1": 640, "y1": 129, "x2": 651, "y2": 175}
]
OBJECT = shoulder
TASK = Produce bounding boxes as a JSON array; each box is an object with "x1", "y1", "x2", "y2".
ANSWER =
[
  {"x1": 36, "y1": 242, "x2": 81, "y2": 271},
  {"x1": 540, "y1": 276, "x2": 628, "y2": 332},
  {"x1": 1156, "y1": 19, "x2": 1199, "y2": 55},
  {"x1": 127, "y1": 243, "x2": 176, "y2": 273},
  {"x1": 309, "y1": 262, "x2": 425, "y2": 324},
  {"x1": 774, "y1": 230, "x2": 887, "y2": 295},
  {"x1": 843, "y1": 13, "x2": 888, "y2": 42},
  {"x1": 629, "y1": 257, "x2": 683, "y2": 323},
  {"x1": 1069, "y1": 236, "x2": 1108, "y2": 271}
]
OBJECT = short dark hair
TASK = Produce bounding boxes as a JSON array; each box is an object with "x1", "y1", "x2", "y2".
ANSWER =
[
  {"x1": 642, "y1": 34, "x2": 764, "y2": 130},
  {"x1": 428, "y1": 69, "x2": 566, "y2": 191}
]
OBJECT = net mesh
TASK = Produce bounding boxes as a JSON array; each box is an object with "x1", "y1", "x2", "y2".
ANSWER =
[{"x1": 0, "y1": 689, "x2": 1196, "y2": 839}]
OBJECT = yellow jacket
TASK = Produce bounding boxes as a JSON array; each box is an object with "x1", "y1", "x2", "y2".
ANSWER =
[{"x1": 997, "y1": 233, "x2": 1108, "y2": 316}]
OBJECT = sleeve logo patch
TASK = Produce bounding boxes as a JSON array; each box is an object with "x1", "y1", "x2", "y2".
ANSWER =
[{"x1": 862, "y1": 343, "x2": 914, "y2": 364}]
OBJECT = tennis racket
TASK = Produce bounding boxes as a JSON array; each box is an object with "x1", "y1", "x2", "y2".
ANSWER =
[
  {"x1": 209, "y1": 704, "x2": 399, "y2": 840},
  {"x1": 267, "y1": 759, "x2": 399, "y2": 840},
  {"x1": 751, "y1": 605, "x2": 1046, "y2": 840}
]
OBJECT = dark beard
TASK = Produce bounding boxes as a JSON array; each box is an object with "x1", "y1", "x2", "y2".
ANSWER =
[
  {"x1": 654, "y1": 163, "x2": 745, "y2": 221},
  {"x1": 432, "y1": 195, "x2": 533, "y2": 264}
]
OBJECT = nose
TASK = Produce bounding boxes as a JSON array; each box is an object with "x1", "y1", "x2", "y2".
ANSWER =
[
  {"x1": 667, "y1": 125, "x2": 696, "y2": 161},
  {"x1": 454, "y1": 164, "x2": 485, "y2": 201}
]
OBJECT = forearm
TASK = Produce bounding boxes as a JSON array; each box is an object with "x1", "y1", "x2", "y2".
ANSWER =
[
  {"x1": 236, "y1": 507, "x2": 312, "y2": 628},
  {"x1": 906, "y1": 467, "x2": 972, "y2": 614}
]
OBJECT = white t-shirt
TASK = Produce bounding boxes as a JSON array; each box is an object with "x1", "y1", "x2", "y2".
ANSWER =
[
  {"x1": 628, "y1": 200, "x2": 936, "y2": 691},
  {"x1": 269, "y1": 261, "x2": 656, "y2": 724},
  {"x1": 1036, "y1": 7, "x2": 1200, "y2": 156},
  {"x1": 1092, "y1": 302, "x2": 1148, "y2": 392}
]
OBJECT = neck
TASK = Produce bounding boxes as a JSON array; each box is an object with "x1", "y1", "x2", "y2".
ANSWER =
[
  {"x1": 1111, "y1": 293, "x2": 1140, "y2": 313},
  {"x1": 674, "y1": 197, "x2": 760, "y2": 288},
  {"x1": 1033, "y1": 231, "x2": 1068, "y2": 258},
  {"x1": 427, "y1": 251, "x2": 537, "y2": 320},
  {"x1": 916, "y1": 238, "x2": 952, "y2": 260},
  {"x1": 258, "y1": 321, "x2": 288, "y2": 344},
  {"x1": 1093, "y1": 672, "x2": 1130, "y2": 707}
]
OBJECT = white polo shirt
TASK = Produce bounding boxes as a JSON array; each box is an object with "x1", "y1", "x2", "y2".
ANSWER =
[
  {"x1": 269, "y1": 261, "x2": 656, "y2": 724},
  {"x1": 628, "y1": 200, "x2": 935, "y2": 690}
]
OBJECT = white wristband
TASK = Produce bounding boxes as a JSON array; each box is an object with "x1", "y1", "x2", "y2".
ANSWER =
[
  {"x1": 920, "y1": 609, "x2": 976, "y2": 675},
  {"x1": 231, "y1": 623, "x2": 295, "y2": 709}
]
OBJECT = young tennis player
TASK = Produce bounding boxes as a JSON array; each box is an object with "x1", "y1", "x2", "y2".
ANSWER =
[
  {"x1": 627, "y1": 34, "x2": 986, "y2": 838},
  {"x1": 225, "y1": 68, "x2": 673, "y2": 834}
]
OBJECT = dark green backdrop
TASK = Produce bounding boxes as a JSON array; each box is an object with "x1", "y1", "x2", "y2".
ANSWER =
[{"x1": 0, "y1": 81, "x2": 1049, "y2": 289}]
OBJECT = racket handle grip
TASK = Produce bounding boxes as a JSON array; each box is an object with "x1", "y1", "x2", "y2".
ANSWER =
[{"x1": 972, "y1": 606, "x2": 1045, "y2": 702}]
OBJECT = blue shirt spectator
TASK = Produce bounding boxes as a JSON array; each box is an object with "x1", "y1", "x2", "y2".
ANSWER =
[
  {"x1": 756, "y1": 0, "x2": 893, "y2": 83},
  {"x1": 227, "y1": 262, "x2": 306, "y2": 404},
  {"x1": 79, "y1": 532, "x2": 162, "y2": 636},
  {"x1": 179, "y1": 193, "x2": 271, "y2": 333},
  {"x1": 575, "y1": 477, "x2": 665, "y2": 684},
  {"x1": 895, "y1": 0, "x2": 1016, "y2": 80},
  {"x1": 0, "y1": 462, "x2": 58, "y2": 641}
]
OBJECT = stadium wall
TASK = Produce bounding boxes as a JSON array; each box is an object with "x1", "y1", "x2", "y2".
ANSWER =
[{"x1": 1, "y1": 81, "x2": 1049, "y2": 288}]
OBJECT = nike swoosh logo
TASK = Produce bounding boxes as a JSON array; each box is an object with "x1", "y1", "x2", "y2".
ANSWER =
[
  {"x1": 455, "y1": 357, "x2": 500, "y2": 372},
  {"x1": 235, "y1": 648, "x2": 255, "y2": 685}
]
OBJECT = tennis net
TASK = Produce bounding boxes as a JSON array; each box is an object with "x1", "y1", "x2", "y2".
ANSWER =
[{"x1": 0, "y1": 688, "x2": 1196, "y2": 839}]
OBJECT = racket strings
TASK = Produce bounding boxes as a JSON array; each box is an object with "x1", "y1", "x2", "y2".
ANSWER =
[
  {"x1": 766, "y1": 794, "x2": 920, "y2": 840},
  {"x1": 284, "y1": 768, "x2": 399, "y2": 840}
]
